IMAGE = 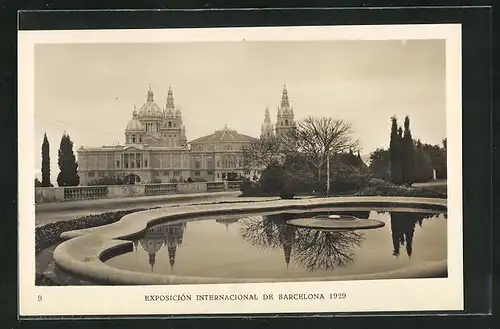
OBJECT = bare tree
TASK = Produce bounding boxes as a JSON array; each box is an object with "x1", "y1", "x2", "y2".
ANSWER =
[
  {"x1": 241, "y1": 135, "x2": 284, "y2": 170},
  {"x1": 283, "y1": 117, "x2": 359, "y2": 194}
]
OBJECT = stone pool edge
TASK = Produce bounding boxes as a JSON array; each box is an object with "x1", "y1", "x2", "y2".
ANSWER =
[{"x1": 52, "y1": 196, "x2": 447, "y2": 285}]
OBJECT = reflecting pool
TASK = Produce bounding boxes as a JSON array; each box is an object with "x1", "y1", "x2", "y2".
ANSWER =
[{"x1": 105, "y1": 207, "x2": 447, "y2": 280}]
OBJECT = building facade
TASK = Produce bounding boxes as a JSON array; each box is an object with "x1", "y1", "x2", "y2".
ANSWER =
[{"x1": 77, "y1": 85, "x2": 296, "y2": 186}]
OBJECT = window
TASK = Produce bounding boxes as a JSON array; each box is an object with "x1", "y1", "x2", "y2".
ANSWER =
[
  {"x1": 144, "y1": 160, "x2": 148, "y2": 167},
  {"x1": 173, "y1": 170, "x2": 180, "y2": 176},
  {"x1": 195, "y1": 171, "x2": 200, "y2": 176},
  {"x1": 131, "y1": 162, "x2": 135, "y2": 169},
  {"x1": 136, "y1": 160, "x2": 140, "y2": 168},
  {"x1": 125, "y1": 161, "x2": 129, "y2": 169},
  {"x1": 168, "y1": 121, "x2": 172, "y2": 128},
  {"x1": 217, "y1": 160, "x2": 221, "y2": 168},
  {"x1": 217, "y1": 173, "x2": 220, "y2": 178},
  {"x1": 116, "y1": 160, "x2": 120, "y2": 167},
  {"x1": 88, "y1": 171, "x2": 95, "y2": 177},
  {"x1": 195, "y1": 160, "x2": 201, "y2": 169},
  {"x1": 139, "y1": 136, "x2": 142, "y2": 143},
  {"x1": 207, "y1": 170, "x2": 214, "y2": 175},
  {"x1": 163, "y1": 171, "x2": 169, "y2": 176},
  {"x1": 245, "y1": 170, "x2": 251, "y2": 175},
  {"x1": 132, "y1": 135, "x2": 136, "y2": 143}
]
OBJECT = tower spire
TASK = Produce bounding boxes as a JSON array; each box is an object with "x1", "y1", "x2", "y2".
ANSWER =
[
  {"x1": 264, "y1": 107, "x2": 271, "y2": 123},
  {"x1": 261, "y1": 107, "x2": 275, "y2": 139},
  {"x1": 281, "y1": 84, "x2": 290, "y2": 108},
  {"x1": 166, "y1": 85, "x2": 175, "y2": 109},
  {"x1": 147, "y1": 84, "x2": 154, "y2": 102},
  {"x1": 149, "y1": 253, "x2": 156, "y2": 272}
]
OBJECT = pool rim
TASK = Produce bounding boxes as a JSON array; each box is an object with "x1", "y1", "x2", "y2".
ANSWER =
[{"x1": 52, "y1": 196, "x2": 447, "y2": 285}]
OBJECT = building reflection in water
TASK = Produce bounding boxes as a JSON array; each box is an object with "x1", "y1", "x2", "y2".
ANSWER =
[
  {"x1": 216, "y1": 218, "x2": 240, "y2": 231},
  {"x1": 133, "y1": 222, "x2": 186, "y2": 272},
  {"x1": 131, "y1": 210, "x2": 445, "y2": 273}
]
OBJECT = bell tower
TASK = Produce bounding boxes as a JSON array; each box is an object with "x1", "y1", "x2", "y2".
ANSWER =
[
  {"x1": 260, "y1": 107, "x2": 275, "y2": 139},
  {"x1": 160, "y1": 86, "x2": 186, "y2": 147},
  {"x1": 275, "y1": 85, "x2": 295, "y2": 137}
]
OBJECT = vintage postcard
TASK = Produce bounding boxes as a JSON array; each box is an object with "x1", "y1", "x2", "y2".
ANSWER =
[{"x1": 19, "y1": 24, "x2": 463, "y2": 317}]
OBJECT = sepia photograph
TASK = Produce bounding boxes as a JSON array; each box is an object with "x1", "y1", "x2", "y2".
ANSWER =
[{"x1": 19, "y1": 24, "x2": 463, "y2": 316}]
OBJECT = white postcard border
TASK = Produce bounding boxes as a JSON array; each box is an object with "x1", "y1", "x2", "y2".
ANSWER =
[{"x1": 18, "y1": 24, "x2": 463, "y2": 316}]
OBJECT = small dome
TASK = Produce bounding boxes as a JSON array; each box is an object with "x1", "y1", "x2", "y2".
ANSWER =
[
  {"x1": 138, "y1": 102, "x2": 163, "y2": 118},
  {"x1": 139, "y1": 238, "x2": 164, "y2": 254},
  {"x1": 138, "y1": 86, "x2": 163, "y2": 118},
  {"x1": 126, "y1": 117, "x2": 145, "y2": 132}
]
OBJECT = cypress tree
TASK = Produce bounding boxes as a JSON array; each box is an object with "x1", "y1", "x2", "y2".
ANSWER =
[
  {"x1": 41, "y1": 133, "x2": 51, "y2": 187},
  {"x1": 402, "y1": 116, "x2": 415, "y2": 185},
  {"x1": 57, "y1": 133, "x2": 80, "y2": 187},
  {"x1": 389, "y1": 117, "x2": 403, "y2": 184}
]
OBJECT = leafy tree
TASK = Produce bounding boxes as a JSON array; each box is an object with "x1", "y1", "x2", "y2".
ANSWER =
[
  {"x1": 56, "y1": 133, "x2": 80, "y2": 187},
  {"x1": 420, "y1": 142, "x2": 447, "y2": 179},
  {"x1": 41, "y1": 133, "x2": 51, "y2": 187},
  {"x1": 413, "y1": 144, "x2": 434, "y2": 182},
  {"x1": 369, "y1": 148, "x2": 391, "y2": 181}
]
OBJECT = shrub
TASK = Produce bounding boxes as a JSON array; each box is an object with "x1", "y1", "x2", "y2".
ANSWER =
[
  {"x1": 260, "y1": 164, "x2": 286, "y2": 195},
  {"x1": 187, "y1": 177, "x2": 193, "y2": 183},
  {"x1": 353, "y1": 184, "x2": 445, "y2": 198},
  {"x1": 35, "y1": 208, "x2": 157, "y2": 254},
  {"x1": 240, "y1": 177, "x2": 263, "y2": 197},
  {"x1": 330, "y1": 166, "x2": 373, "y2": 193},
  {"x1": 367, "y1": 178, "x2": 394, "y2": 188},
  {"x1": 279, "y1": 182, "x2": 295, "y2": 199},
  {"x1": 227, "y1": 172, "x2": 243, "y2": 181}
]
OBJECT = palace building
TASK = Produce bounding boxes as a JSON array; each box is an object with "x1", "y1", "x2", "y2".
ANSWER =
[{"x1": 76, "y1": 85, "x2": 296, "y2": 185}]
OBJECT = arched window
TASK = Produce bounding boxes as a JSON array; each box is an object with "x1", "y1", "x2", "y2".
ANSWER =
[
  {"x1": 168, "y1": 121, "x2": 172, "y2": 128},
  {"x1": 285, "y1": 119, "x2": 289, "y2": 126}
]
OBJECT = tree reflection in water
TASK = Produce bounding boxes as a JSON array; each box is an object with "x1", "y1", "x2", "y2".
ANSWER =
[
  {"x1": 240, "y1": 211, "x2": 365, "y2": 272},
  {"x1": 389, "y1": 211, "x2": 442, "y2": 258}
]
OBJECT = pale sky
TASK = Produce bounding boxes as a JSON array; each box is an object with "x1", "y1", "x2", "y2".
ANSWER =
[{"x1": 34, "y1": 40, "x2": 446, "y2": 182}]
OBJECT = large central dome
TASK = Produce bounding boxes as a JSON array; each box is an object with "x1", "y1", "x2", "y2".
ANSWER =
[{"x1": 138, "y1": 86, "x2": 163, "y2": 118}]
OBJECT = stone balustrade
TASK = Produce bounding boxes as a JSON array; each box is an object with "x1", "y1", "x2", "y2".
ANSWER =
[
  {"x1": 206, "y1": 181, "x2": 225, "y2": 192},
  {"x1": 227, "y1": 181, "x2": 241, "y2": 190},
  {"x1": 35, "y1": 181, "x2": 242, "y2": 203},
  {"x1": 144, "y1": 183, "x2": 178, "y2": 196},
  {"x1": 63, "y1": 186, "x2": 109, "y2": 201}
]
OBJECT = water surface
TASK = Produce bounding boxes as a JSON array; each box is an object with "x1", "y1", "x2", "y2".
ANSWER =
[{"x1": 105, "y1": 207, "x2": 447, "y2": 280}]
